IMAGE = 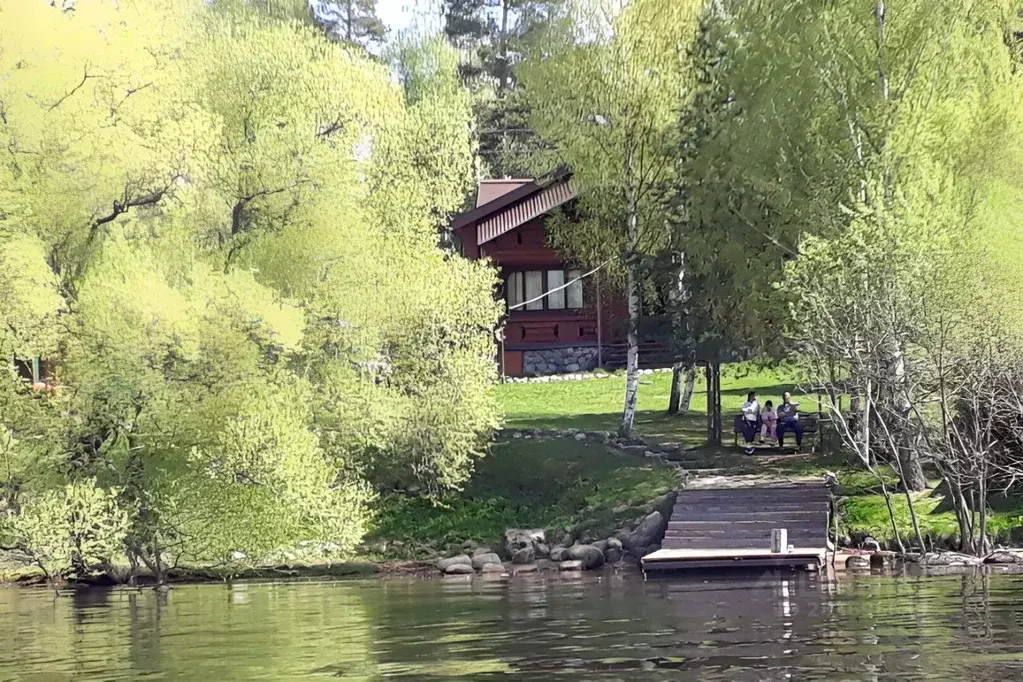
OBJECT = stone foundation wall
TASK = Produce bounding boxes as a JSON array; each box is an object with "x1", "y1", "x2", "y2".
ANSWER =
[{"x1": 522, "y1": 346, "x2": 599, "y2": 375}]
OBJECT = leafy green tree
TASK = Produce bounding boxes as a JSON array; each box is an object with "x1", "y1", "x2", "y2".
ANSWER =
[
  {"x1": 0, "y1": 0, "x2": 500, "y2": 582},
  {"x1": 713, "y1": 0, "x2": 1023, "y2": 485},
  {"x1": 521, "y1": 0, "x2": 702, "y2": 436}
]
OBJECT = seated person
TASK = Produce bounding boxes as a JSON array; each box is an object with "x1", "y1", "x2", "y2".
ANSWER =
[
  {"x1": 740, "y1": 391, "x2": 760, "y2": 455},
  {"x1": 777, "y1": 392, "x2": 803, "y2": 449},
  {"x1": 760, "y1": 400, "x2": 778, "y2": 443}
]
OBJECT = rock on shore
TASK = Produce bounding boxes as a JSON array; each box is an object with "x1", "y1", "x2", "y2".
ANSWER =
[
  {"x1": 566, "y1": 544, "x2": 605, "y2": 570},
  {"x1": 619, "y1": 511, "x2": 667, "y2": 557},
  {"x1": 436, "y1": 555, "x2": 472, "y2": 572},
  {"x1": 471, "y1": 553, "x2": 502, "y2": 570}
]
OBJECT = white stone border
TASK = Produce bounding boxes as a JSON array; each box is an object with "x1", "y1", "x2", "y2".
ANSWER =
[{"x1": 503, "y1": 367, "x2": 674, "y2": 384}]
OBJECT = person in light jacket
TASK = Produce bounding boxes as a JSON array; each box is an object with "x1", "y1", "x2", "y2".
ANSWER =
[{"x1": 740, "y1": 391, "x2": 760, "y2": 455}]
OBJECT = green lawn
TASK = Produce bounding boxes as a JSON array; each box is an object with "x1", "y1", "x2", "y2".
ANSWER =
[
  {"x1": 494, "y1": 364, "x2": 1023, "y2": 548},
  {"x1": 364, "y1": 364, "x2": 1023, "y2": 556},
  {"x1": 497, "y1": 363, "x2": 813, "y2": 446},
  {"x1": 366, "y1": 439, "x2": 682, "y2": 559}
]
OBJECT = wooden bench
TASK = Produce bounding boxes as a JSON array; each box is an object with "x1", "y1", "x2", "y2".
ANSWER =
[{"x1": 732, "y1": 411, "x2": 825, "y2": 453}]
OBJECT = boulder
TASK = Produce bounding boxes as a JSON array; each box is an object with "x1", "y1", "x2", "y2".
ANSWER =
[
  {"x1": 592, "y1": 539, "x2": 609, "y2": 554},
  {"x1": 481, "y1": 563, "x2": 507, "y2": 574},
  {"x1": 534, "y1": 542, "x2": 550, "y2": 559},
  {"x1": 845, "y1": 555, "x2": 871, "y2": 570},
  {"x1": 505, "y1": 528, "x2": 545, "y2": 557},
  {"x1": 574, "y1": 432, "x2": 587, "y2": 441},
  {"x1": 462, "y1": 540, "x2": 478, "y2": 551},
  {"x1": 570, "y1": 519, "x2": 601, "y2": 542},
  {"x1": 605, "y1": 548, "x2": 624, "y2": 564},
  {"x1": 651, "y1": 491, "x2": 678, "y2": 519},
  {"x1": 436, "y1": 555, "x2": 472, "y2": 572},
  {"x1": 512, "y1": 547, "x2": 535, "y2": 564},
  {"x1": 606, "y1": 537, "x2": 623, "y2": 551},
  {"x1": 567, "y1": 543, "x2": 606, "y2": 570},
  {"x1": 619, "y1": 511, "x2": 667, "y2": 557},
  {"x1": 552, "y1": 529, "x2": 574, "y2": 547},
  {"x1": 471, "y1": 553, "x2": 502, "y2": 570},
  {"x1": 514, "y1": 563, "x2": 539, "y2": 574},
  {"x1": 549, "y1": 546, "x2": 568, "y2": 562},
  {"x1": 444, "y1": 563, "x2": 475, "y2": 575},
  {"x1": 559, "y1": 560, "x2": 584, "y2": 571},
  {"x1": 919, "y1": 552, "x2": 983, "y2": 566},
  {"x1": 472, "y1": 546, "x2": 497, "y2": 557},
  {"x1": 984, "y1": 550, "x2": 1023, "y2": 565}
]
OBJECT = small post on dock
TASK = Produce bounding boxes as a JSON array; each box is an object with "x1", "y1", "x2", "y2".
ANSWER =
[{"x1": 771, "y1": 528, "x2": 788, "y2": 554}]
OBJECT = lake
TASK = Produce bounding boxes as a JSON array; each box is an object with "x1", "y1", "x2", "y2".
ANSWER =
[{"x1": 2, "y1": 570, "x2": 1023, "y2": 680}]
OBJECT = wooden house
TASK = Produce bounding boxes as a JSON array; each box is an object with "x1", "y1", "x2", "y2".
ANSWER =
[{"x1": 450, "y1": 172, "x2": 632, "y2": 377}]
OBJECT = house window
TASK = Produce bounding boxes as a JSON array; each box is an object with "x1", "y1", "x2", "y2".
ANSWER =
[
  {"x1": 567, "y1": 269, "x2": 583, "y2": 309},
  {"x1": 524, "y1": 271, "x2": 544, "y2": 310},
  {"x1": 547, "y1": 270, "x2": 565, "y2": 309},
  {"x1": 507, "y1": 272, "x2": 524, "y2": 309},
  {"x1": 505, "y1": 270, "x2": 585, "y2": 311}
]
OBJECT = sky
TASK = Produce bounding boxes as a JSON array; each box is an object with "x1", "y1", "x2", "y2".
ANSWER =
[{"x1": 376, "y1": 0, "x2": 417, "y2": 34}]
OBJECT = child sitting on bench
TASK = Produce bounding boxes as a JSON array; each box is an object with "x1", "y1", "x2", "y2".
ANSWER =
[{"x1": 760, "y1": 400, "x2": 778, "y2": 443}]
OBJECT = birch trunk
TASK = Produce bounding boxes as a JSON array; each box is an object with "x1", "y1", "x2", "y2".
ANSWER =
[
  {"x1": 669, "y1": 363, "x2": 696, "y2": 415},
  {"x1": 667, "y1": 250, "x2": 687, "y2": 415},
  {"x1": 892, "y1": 346, "x2": 927, "y2": 491},
  {"x1": 680, "y1": 365, "x2": 696, "y2": 413},
  {"x1": 619, "y1": 182, "x2": 640, "y2": 438}
]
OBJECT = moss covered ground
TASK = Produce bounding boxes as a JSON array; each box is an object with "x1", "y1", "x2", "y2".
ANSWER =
[{"x1": 366, "y1": 438, "x2": 683, "y2": 559}]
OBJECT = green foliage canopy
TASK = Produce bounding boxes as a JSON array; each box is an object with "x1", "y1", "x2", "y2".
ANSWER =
[{"x1": 0, "y1": 0, "x2": 500, "y2": 580}]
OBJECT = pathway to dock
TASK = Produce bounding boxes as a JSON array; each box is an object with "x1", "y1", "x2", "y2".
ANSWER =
[{"x1": 642, "y1": 476, "x2": 832, "y2": 573}]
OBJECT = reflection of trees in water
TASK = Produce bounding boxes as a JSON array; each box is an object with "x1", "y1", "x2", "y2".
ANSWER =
[
  {"x1": 960, "y1": 573, "x2": 993, "y2": 640},
  {"x1": 2, "y1": 583, "x2": 379, "y2": 680},
  {"x1": 3, "y1": 575, "x2": 1023, "y2": 679}
]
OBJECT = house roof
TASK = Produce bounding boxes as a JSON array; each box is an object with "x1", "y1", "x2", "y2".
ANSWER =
[
  {"x1": 452, "y1": 170, "x2": 577, "y2": 245},
  {"x1": 476, "y1": 179, "x2": 533, "y2": 207}
]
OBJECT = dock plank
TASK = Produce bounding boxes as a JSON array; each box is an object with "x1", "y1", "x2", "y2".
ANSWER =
[{"x1": 643, "y1": 481, "x2": 832, "y2": 573}]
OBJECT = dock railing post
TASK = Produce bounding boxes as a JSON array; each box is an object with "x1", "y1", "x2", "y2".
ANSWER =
[{"x1": 771, "y1": 528, "x2": 788, "y2": 554}]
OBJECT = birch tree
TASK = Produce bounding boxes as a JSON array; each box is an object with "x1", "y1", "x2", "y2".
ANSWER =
[
  {"x1": 521, "y1": 0, "x2": 702, "y2": 436},
  {"x1": 709, "y1": 0, "x2": 1023, "y2": 482}
]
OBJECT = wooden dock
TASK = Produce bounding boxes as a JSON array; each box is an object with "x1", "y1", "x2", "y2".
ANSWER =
[{"x1": 642, "y1": 482, "x2": 831, "y2": 573}]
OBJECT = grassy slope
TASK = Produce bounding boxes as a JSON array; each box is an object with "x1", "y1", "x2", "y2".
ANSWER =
[
  {"x1": 364, "y1": 364, "x2": 1023, "y2": 555},
  {"x1": 498, "y1": 366, "x2": 1023, "y2": 547},
  {"x1": 367, "y1": 439, "x2": 682, "y2": 559}
]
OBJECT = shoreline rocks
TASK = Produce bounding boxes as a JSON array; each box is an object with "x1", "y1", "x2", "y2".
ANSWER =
[
  {"x1": 436, "y1": 555, "x2": 471, "y2": 573},
  {"x1": 984, "y1": 550, "x2": 1023, "y2": 565},
  {"x1": 619, "y1": 511, "x2": 668, "y2": 558},
  {"x1": 566, "y1": 544, "x2": 605, "y2": 570},
  {"x1": 471, "y1": 553, "x2": 502, "y2": 570},
  {"x1": 443, "y1": 563, "x2": 474, "y2": 575},
  {"x1": 505, "y1": 529, "x2": 546, "y2": 558},
  {"x1": 918, "y1": 552, "x2": 984, "y2": 567}
]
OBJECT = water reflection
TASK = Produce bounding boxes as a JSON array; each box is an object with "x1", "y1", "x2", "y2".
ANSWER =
[{"x1": 1, "y1": 571, "x2": 1022, "y2": 680}]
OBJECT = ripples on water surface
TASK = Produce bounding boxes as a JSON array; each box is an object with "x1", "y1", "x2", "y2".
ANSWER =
[{"x1": 2, "y1": 571, "x2": 1023, "y2": 680}]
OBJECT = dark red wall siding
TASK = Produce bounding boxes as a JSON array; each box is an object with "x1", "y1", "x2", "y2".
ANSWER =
[{"x1": 455, "y1": 214, "x2": 627, "y2": 373}]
